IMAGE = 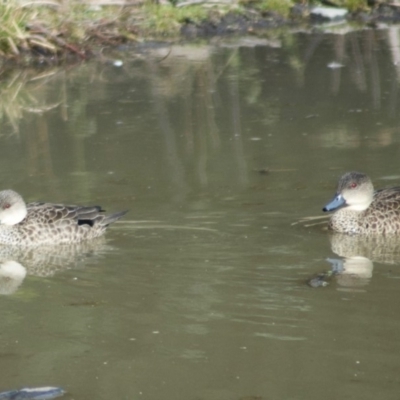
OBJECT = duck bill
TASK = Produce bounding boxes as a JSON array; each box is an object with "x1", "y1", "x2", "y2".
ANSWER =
[{"x1": 323, "y1": 193, "x2": 346, "y2": 212}]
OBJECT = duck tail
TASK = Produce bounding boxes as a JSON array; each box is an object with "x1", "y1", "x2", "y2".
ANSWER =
[{"x1": 102, "y1": 210, "x2": 129, "y2": 226}]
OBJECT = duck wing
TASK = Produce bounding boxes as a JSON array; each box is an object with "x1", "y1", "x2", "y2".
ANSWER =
[
  {"x1": 372, "y1": 187, "x2": 400, "y2": 211},
  {"x1": 25, "y1": 203, "x2": 107, "y2": 227}
]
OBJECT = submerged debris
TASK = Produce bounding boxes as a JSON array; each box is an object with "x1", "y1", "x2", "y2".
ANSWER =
[
  {"x1": 308, "y1": 273, "x2": 330, "y2": 288},
  {"x1": 0, "y1": 387, "x2": 65, "y2": 400},
  {"x1": 255, "y1": 168, "x2": 269, "y2": 175}
]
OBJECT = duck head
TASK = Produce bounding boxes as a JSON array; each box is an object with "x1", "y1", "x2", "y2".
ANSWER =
[
  {"x1": 0, "y1": 190, "x2": 28, "y2": 225},
  {"x1": 323, "y1": 171, "x2": 374, "y2": 212}
]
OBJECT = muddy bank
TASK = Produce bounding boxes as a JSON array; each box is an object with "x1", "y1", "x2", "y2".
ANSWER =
[
  {"x1": 180, "y1": 9, "x2": 291, "y2": 38},
  {"x1": 180, "y1": 3, "x2": 400, "y2": 39}
]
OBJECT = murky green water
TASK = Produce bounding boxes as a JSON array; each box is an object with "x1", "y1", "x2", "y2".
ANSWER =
[{"x1": 0, "y1": 27, "x2": 400, "y2": 400}]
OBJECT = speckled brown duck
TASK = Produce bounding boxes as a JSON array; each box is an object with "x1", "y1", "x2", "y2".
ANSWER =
[
  {"x1": 0, "y1": 190, "x2": 127, "y2": 246},
  {"x1": 323, "y1": 171, "x2": 400, "y2": 234}
]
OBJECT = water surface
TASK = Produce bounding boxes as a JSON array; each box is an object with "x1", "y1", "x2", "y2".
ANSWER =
[{"x1": 0, "y1": 27, "x2": 400, "y2": 400}]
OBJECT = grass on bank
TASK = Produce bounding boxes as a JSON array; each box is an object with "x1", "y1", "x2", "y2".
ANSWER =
[
  {"x1": 247, "y1": 0, "x2": 293, "y2": 17},
  {"x1": 0, "y1": 0, "x2": 220, "y2": 59},
  {"x1": 139, "y1": 3, "x2": 210, "y2": 36},
  {"x1": 0, "y1": 0, "x2": 372, "y2": 59}
]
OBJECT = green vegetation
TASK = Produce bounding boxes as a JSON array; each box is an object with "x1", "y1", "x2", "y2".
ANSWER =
[
  {"x1": 343, "y1": 0, "x2": 368, "y2": 12},
  {"x1": 0, "y1": 1, "x2": 131, "y2": 58},
  {"x1": 318, "y1": 0, "x2": 368, "y2": 10},
  {"x1": 251, "y1": 0, "x2": 293, "y2": 17},
  {"x1": 141, "y1": 3, "x2": 210, "y2": 36},
  {"x1": 0, "y1": 1, "x2": 34, "y2": 55}
]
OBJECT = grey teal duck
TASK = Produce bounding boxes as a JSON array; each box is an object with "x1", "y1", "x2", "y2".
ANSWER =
[
  {"x1": 0, "y1": 190, "x2": 127, "y2": 246},
  {"x1": 323, "y1": 171, "x2": 400, "y2": 234}
]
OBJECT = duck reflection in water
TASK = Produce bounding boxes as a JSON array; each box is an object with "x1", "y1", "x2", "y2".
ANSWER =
[
  {"x1": 308, "y1": 233, "x2": 400, "y2": 289},
  {"x1": 0, "y1": 237, "x2": 114, "y2": 295}
]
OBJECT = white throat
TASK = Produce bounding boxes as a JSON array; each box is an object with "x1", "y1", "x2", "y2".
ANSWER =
[{"x1": 345, "y1": 202, "x2": 371, "y2": 211}]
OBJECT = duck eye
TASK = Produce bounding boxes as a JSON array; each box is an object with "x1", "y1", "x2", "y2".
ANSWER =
[
  {"x1": 3, "y1": 203, "x2": 10, "y2": 209},
  {"x1": 350, "y1": 182, "x2": 357, "y2": 189}
]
